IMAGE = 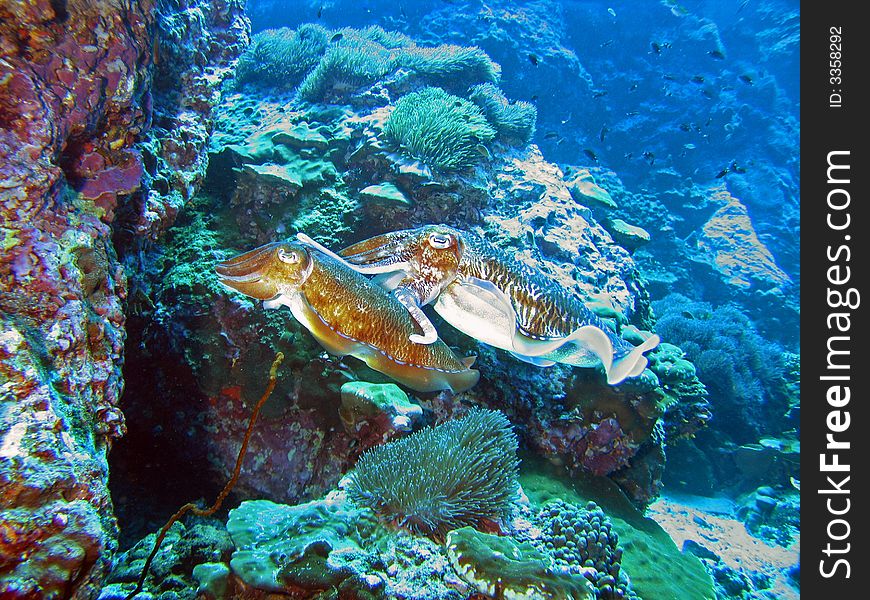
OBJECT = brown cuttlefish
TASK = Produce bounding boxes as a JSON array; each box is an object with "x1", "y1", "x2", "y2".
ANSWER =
[
  {"x1": 298, "y1": 226, "x2": 659, "y2": 386},
  {"x1": 215, "y1": 241, "x2": 479, "y2": 393}
]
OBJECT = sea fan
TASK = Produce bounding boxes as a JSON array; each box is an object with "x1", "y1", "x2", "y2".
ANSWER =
[{"x1": 345, "y1": 408, "x2": 519, "y2": 537}]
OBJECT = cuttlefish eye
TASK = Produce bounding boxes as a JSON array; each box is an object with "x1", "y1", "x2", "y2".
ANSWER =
[
  {"x1": 277, "y1": 248, "x2": 301, "y2": 264},
  {"x1": 428, "y1": 232, "x2": 453, "y2": 249}
]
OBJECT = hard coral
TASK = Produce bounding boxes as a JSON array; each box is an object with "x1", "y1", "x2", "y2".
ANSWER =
[
  {"x1": 384, "y1": 87, "x2": 496, "y2": 171},
  {"x1": 346, "y1": 408, "x2": 519, "y2": 537},
  {"x1": 534, "y1": 500, "x2": 640, "y2": 600},
  {"x1": 446, "y1": 526, "x2": 595, "y2": 599}
]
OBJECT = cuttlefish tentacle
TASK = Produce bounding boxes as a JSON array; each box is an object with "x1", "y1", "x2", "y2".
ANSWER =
[
  {"x1": 337, "y1": 225, "x2": 660, "y2": 385},
  {"x1": 215, "y1": 241, "x2": 479, "y2": 393}
]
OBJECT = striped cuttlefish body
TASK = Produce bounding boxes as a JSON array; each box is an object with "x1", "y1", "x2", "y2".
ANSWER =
[
  {"x1": 299, "y1": 225, "x2": 659, "y2": 385},
  {"x1": 215, "y1": 241, "x2": 479, "y2": 393}
]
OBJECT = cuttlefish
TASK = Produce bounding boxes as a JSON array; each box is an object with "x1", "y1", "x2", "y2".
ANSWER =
[
  {"x1": 215, "y1": 241, "x2": 479, "y2": 393},
  {"x1": 297, "y1": 226, "x2": 659, "y2": 385}
]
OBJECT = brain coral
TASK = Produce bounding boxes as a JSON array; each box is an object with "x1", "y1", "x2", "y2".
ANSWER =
[
  {"x1": 345, "y1": 408, "x2": 519, "y2": 537},
  {"x1": 384, "y1": 86, "x2": 496, "y2": 171}
]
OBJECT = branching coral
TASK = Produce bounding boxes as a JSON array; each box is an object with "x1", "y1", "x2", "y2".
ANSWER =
[
  {"x1": 345, "y1": 408, "x2": 519, "y2": 538},
  {"x1": 469, "y1": 83, "x2": 537, "y2": 144},
  {"x1": 383, "y1": 87, "x2": 496, "y2": 171},
  {"x1": 533, "y1": 500, "x2": 640, "y2": 600},
  {"x1": 235, "y1": 25, "x2": 330, "y2": 89}
]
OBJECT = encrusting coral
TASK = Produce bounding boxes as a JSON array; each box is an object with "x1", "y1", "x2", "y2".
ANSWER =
[{"x1": 345, "y1": 408, "x2": 519, "y2": 537}]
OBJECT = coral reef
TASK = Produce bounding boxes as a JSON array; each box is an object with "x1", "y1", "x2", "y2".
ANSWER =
[
  {"x1": 346, "y1": 409, "x2": 519, "y2": 537},
  {"x1": 339, "y1": 381, "x2": 423, "y2": 448},
  {"x1": 384, "y1": 87, "x2": 496, "y2": 171}
]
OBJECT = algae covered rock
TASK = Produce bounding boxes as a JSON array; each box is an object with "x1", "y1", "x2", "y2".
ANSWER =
[
  {"x1": 359, "y1": 182, "x2": 413, "y2": 207},
  {"x1": 226, "y1": 497, "x2": 383, "y2": 594},
  {"x1": 446, "y1": 527, "x2": 595, "y2": 599},
  {"x1": 340, "y1": 381, "x2": 423, "y2": 441}
]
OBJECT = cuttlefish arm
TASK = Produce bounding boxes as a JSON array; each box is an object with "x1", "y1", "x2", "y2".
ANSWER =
[{"x1": 298, "y1": 232, "x2": 438, "y2": 344}]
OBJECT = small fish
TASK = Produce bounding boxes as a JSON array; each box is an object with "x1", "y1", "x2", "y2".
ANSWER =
[
  {"x1": 544, "y1": 131, "x2": 560, "y2": 140},
  {"x1": 317, "y1": 5, "x2": 323, "y2": 18},
  {"x1": 642, "y1": 151, "x2": 655, "y2": 165},
  {"x1": 739, "y1": 74, "x2": 754, "y2": 85},
  {"x1": 528, "y1": 53, "x2": 540, "y2": 66},
  {"x1": 651, "y1": 42, "x2": 662, "y2": 55},
  {"x1": 607, "y1": 7, "x2": 617, "y2": 17},
  {"x1": 583, "y1": 148, "x2": 598, "y2": 163},
  {"x1": 730, "y1": 161, "x2": 747, "y2": 174},
  {"x1": 556, "y1": 137, "x2": 566, "y2": 145},
  {"x1": 330, "y1": 32, "x2": 344, "y2": 43},
  {"x1": 592, "y1": 89, "x2": 608, "y2": 98},
  {"x1": 530, "y1": 94, "x2": 539, "y2": 102},
  {"x1": 708, "y1": 49, "x2": 725, "y2": 60},
  {"x1": 599, "y1": 125, "x2": 609, "y2": 142},
  {"x1": 601, "y1": 39, "x2": 614, "y2": 48},
  {"x1": 628, "y1": 83, "x2": 638, "y2": 92},
  {"x1": 625, "y1": 111, "x2": 639, "y2": 117},
  {"x1": 715, "y1": 167, "x2": 729, "y2": 178},
  {"x1": 701, "y1": 89, "x2": 714, "y2": 99},
  {"x1": 662, "y1": 74, "x2": 676, "y2": 81},
  {"x1": 624, "y1": 152, "x2": 633, "y2": 160},
  {"x1": 664, "y1": 0, "x2": 688, "y2": 16},
  {"x1": 691, "y1": 75, "x2": 705, "y2": 84},
  {"x1": 679, "y1": 123, "x2": 692, "y2": 132},
  {"x1": 683, "y1": 143, "x2": 696, "y2": 150}
]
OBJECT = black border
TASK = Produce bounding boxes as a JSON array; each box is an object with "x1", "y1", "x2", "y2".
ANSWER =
[{"x1": 802, "y1": 2, "x2": 868, "y2": 595}]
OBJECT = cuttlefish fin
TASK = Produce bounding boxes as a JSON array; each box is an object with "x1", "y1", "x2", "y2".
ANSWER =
[
  {"x1": 509, "y1": 351, "x2": 557, "y2": 367},
  {"x1": 513, "y1": 326, "x2": 616, "y2": 375},
  {"x1": 297, "y1": 233, "x2": 411, "y2": 275},
  {"x1": 607, "y1": 333, "x2": 660, "y2": 384}
]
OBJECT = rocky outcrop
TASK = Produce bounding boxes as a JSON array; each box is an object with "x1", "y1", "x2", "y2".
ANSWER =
[
  {"x1": 0, "y1": 0, "x2": 249, "y2": 596},
  {"x1": 0, "y1": 2, "x2": 153, "y2": 596}
]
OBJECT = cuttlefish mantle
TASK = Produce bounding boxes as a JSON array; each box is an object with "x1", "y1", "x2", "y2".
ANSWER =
[{"x1": 215, "y1": 241, "x2": 479, "y2": 393}]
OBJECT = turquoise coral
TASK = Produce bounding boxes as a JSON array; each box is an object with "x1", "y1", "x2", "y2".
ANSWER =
[{"x1": 345, "y1": 408, "x2": 519, "y2": 537}]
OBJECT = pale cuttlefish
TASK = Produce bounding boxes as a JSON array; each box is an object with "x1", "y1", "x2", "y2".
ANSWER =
[
  {"x1": 214, "y1": 241, "x2": 479, "y2": 393},
  {"x1": 297, "y1": 225, "x2": 659, "y2": 385}
]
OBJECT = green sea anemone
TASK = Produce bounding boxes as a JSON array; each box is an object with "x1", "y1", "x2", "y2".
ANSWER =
[
  {"x1": 469, "y1": 83, "x2": 537, "y2": 145},
  {"x1": 345, "y1": 408, "x2": 519, "y2": 537},
  {"x1": 384, "y1": 87, "x2": 496, "y2": 171},
  {"x1": 236, "y1": 25, "x2": 330, "y2": 89}
]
